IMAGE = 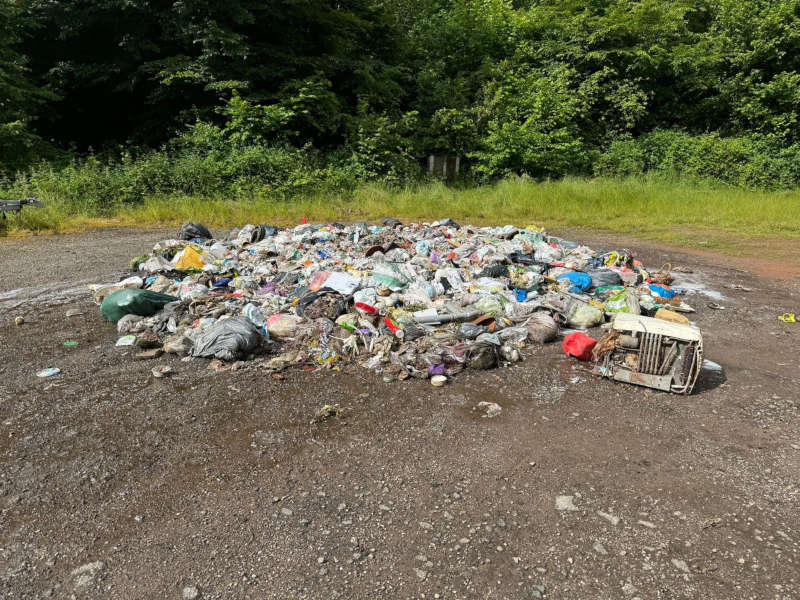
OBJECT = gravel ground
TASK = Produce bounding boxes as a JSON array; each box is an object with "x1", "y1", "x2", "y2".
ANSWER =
[{"x1": 1, "y1": 227, "x2": 799, "y2": 600}]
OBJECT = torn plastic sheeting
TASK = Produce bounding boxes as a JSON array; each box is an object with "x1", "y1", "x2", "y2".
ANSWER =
[{"x1": 190, "y1": 316, "x2": 262, "y2": 361}]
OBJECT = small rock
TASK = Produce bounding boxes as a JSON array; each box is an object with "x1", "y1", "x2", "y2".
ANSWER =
[
  {"x1": 65, "y1": 309, "x2": 83, "y2": 317},
  {"x1": 477, "y1": 401, "x2": 502, "y2": 418},
  {"x1": 637, "y1": 520, "x2": 656, "y2": 529},
  {"x1": 671, "y1": 558, "x2": 689, "y2": 573},
  {"x1": 419, "y1": 521, "x2": 433, "y2": 530},
  {"x1": 414, "y1": 568, "x2": 427, "y2": 580},
  {"x1": 622, "y1": 581, "x2": 637, "y2": 596},
  {"x1": 597, "y1": 510, "x2": 620, "y2": 526},
  {"x1": 379, "y1": 504, "x2": 390, "y2": 512},
  {"x1": 593, "y1": 542, "x2": 608, "y2": 555},
  {"x1": 281, "y1": 508, "x2": 293, "y2": 516},
  {"x1": 530, "y1": 584, "x2": 547, "y2": 598},
  {"x1": 152, "y1": 365, "x2": 174, "y2": 378},
  {"x1": 182, "y1": 585, "x2": 200, "y2": 600},
  {"x1": 70, "y1": 561, "x2": 105, "y2": 589},
  {"x1": 555, "y1": 495, "x2": 579, "y2": 512},
  {"x1": 207, "y1": 359, "x2": 228, "y2": 371},
  {"x1": 136, "y1": 348, "x2": 164, "y2": 360}
]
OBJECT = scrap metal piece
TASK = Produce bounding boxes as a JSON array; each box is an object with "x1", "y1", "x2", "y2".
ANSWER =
[
  {"x1": 592, "y1": 314, "x2": 703, "y2": 394},
  {"x1": 0, "y1": 196, "x2": 44, "y2": 218}
]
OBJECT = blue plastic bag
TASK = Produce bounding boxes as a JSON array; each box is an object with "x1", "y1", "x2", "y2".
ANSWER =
[
  {"x1": 557, "y1": 272, "x2": 592, "y2": 293},
  {"x1": 648, "y1": 284, "x2": 676, "y2": 299}
]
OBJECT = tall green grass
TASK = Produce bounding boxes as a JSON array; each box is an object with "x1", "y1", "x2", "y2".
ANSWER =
[{"x1": 4, "y1": 177, "x2": 799, "y2": 255}]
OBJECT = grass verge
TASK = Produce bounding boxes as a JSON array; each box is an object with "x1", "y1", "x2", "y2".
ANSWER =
[{"x1": 3, "y1": 177, "x2": 799, "y2": 256}]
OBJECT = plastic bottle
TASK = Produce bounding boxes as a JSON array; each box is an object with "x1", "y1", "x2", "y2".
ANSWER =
[{"x1": 355, "y1": 302, "x2": 379, "y2": 315}]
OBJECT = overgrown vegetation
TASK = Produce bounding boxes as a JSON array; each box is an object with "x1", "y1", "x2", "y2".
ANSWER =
[
  {"x1": 2, "y1": 0, "x2": 800, "y2": 218},
  {"x1": 7, "y1": 178, "x2": 800, "y2": 257}
]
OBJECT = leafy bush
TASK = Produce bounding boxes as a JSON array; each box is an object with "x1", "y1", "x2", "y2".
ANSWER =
[
  {"x1": 470, "y1": 64, "x2": 588, "y2": 180},
  {"x1": 338, "y1": 109, "x2": 424, "y2": 185},
  {"x1": 596, "y1": 131, "x2": 800, "y2": 189},
  {"x1": 7, "y1": 143, "x2": 325, "y2": 217}
]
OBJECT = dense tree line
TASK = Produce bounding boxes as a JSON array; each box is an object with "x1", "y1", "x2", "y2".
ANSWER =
[{"x1": 2, "y1": 0, "x2": 799, "y2": 186}]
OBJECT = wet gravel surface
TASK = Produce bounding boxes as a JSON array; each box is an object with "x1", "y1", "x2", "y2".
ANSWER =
[{"x1": 1, "y1": 227, "x2": 799, "y2": 599}]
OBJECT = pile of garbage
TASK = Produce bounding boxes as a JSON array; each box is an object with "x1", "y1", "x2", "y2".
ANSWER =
[{"x1": 93, "y1": 219, "x2": 704, "y2": 392}]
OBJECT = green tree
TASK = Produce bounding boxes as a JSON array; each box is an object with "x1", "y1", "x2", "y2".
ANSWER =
[
  {"x1": 0, "y1": 0, "x2": 49, "y2": 170},
  {"x1": 471, "y1": 63, "x2": 587, "y2": 179},
  {"x1": 22, "y1": 0, "x2": 403, "y2": 149}
]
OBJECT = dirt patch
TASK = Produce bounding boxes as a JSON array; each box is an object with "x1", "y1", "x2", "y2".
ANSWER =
[{"x1": 1, "y1": 229, "x2": 799, "y2": 599}]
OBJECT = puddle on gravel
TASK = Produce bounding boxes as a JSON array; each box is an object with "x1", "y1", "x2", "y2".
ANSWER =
[
  {"x1": 672, "y1": 272, "x2": 725, "y2": 301},
  {"x1": 0, "y1": 280, "x2": 92, "y2": 311}
]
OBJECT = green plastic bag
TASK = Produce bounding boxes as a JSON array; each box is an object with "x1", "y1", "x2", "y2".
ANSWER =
[
  {"x1": 100, "y1": 289, "x2": 179, "y2": 323},
  {"x1": 595, "y1": 285, "x2": 624, "y2": 297},
  {"x1": 604, "y1": 289, "x2": 641, "y2": 315}
]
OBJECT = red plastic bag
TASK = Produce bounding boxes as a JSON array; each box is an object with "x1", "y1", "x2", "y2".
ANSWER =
[{"x1": 562, "y1": 332, "x2": 597, "y2": 361}]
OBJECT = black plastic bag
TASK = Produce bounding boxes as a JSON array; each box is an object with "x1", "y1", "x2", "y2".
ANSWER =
[
  {"x1": 478, "y1": 264, "x2": 509, "y2": 278},
  {"x1": 586, "y1": 269, "x2": 622, "y2": 289},
  {"x1": 178, "y1": 222, "x2": 212, "y2": 240},
  {"x1": 437, "y1": 218, "x2": 460, "y2": 229}
]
